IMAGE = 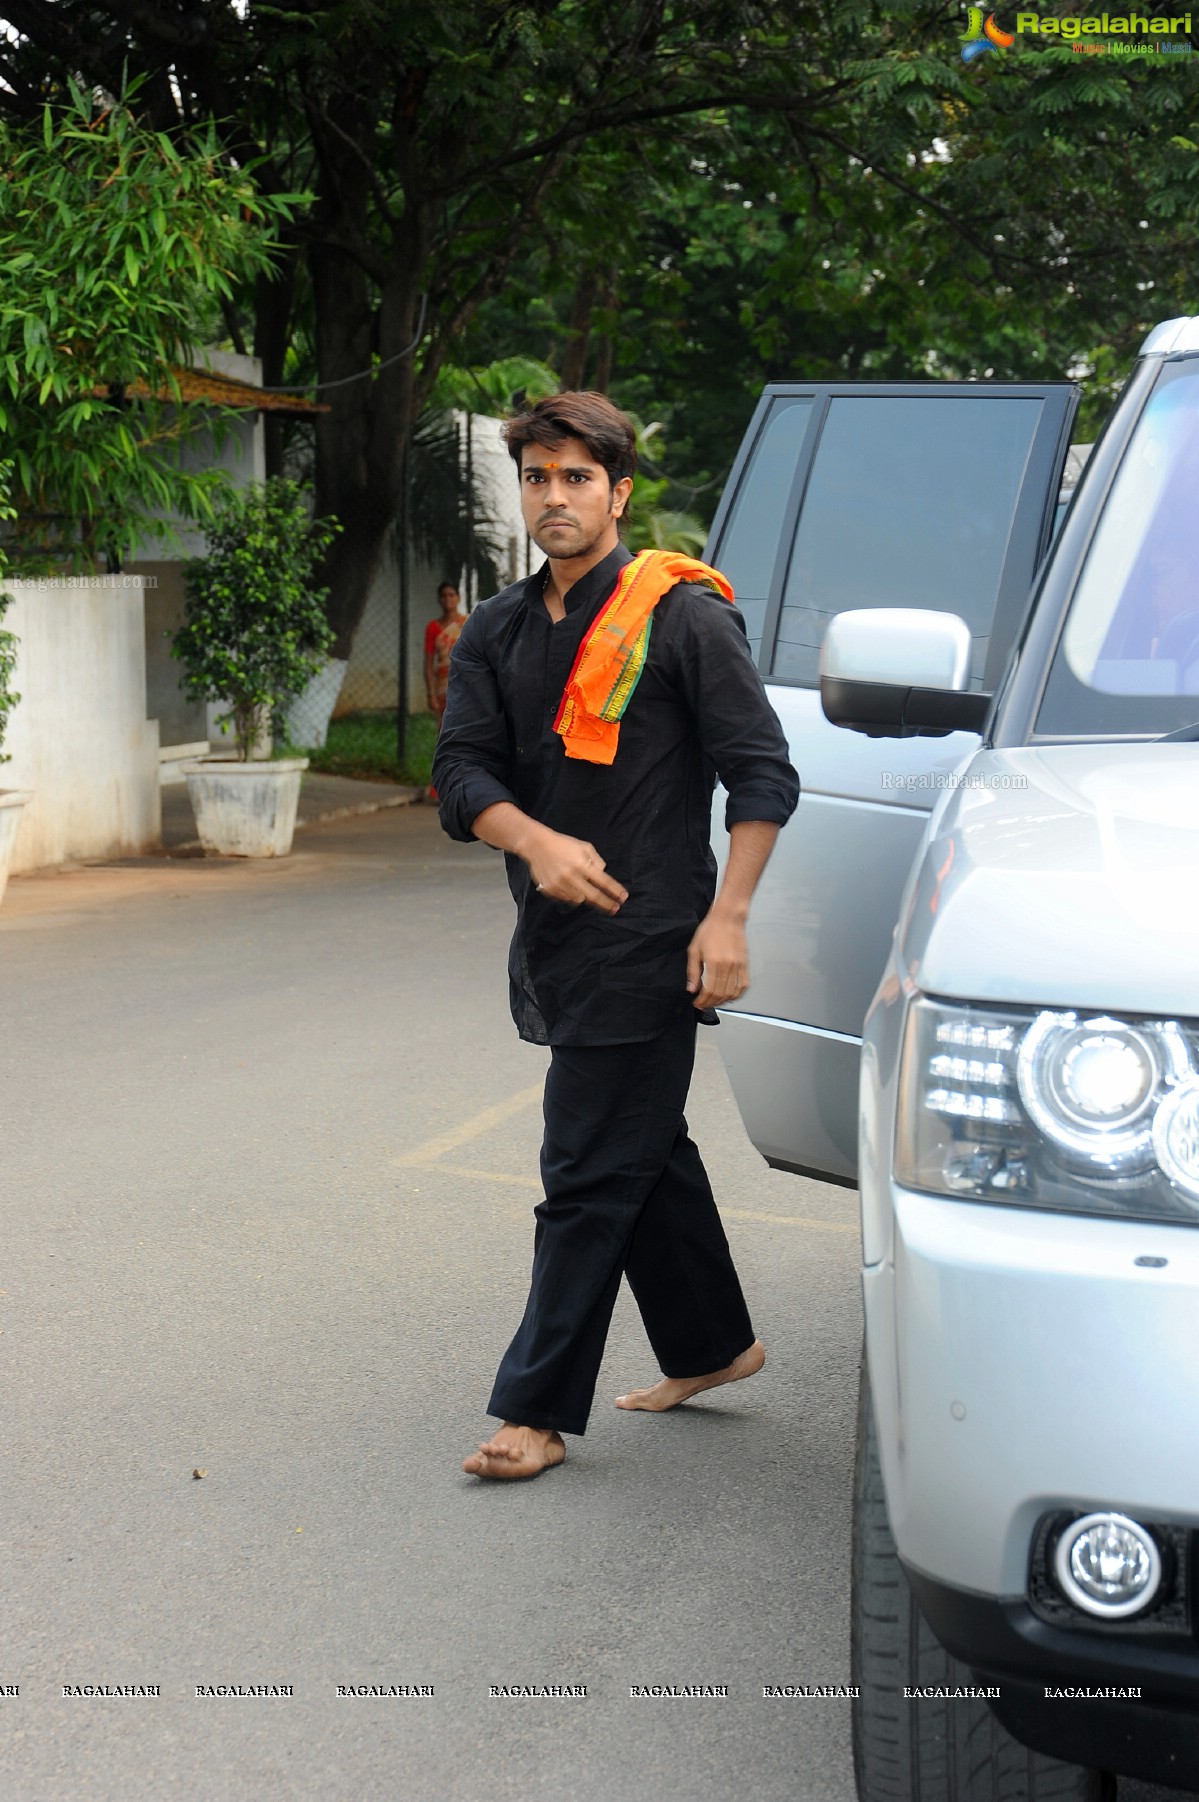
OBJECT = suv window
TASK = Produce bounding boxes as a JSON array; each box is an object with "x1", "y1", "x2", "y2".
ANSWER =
[
  {"x1": 710, "y1": 397, "x2": 812, "y2": 655},
  {"x1": 769, "y1": 394, "x2": 1045, "y2": 688},
  {"x1": 1038, "y1": 360, "x2": 1199, "y2": 737}
]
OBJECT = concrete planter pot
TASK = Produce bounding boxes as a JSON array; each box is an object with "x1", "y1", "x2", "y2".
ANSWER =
[
  {"x1": 180, "y1": 758, "x2": 308, "y2": 858},
  {"x1": 0, "y1": 789, "x2": 32, "y2": 904}
]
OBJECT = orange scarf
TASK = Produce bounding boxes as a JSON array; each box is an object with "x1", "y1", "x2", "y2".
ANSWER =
[{"x1": 553, "y1": 550, "x2": 735, "y2": 765}]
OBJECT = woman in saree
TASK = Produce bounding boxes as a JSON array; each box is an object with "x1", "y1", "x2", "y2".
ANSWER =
[{"x1": 424, "y1": 581, "x2": 466, "y2": 722}]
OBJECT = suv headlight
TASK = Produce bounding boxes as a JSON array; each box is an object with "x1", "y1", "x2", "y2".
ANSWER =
[{"x1": 895, "y1": 997, "x2": 1199, "y2": 1222}]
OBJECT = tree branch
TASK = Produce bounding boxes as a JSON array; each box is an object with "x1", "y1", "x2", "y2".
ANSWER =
[
  {"x1": 304, "y1": 97, "x2": 401, "y2": 235},
  {"x1": 802, "y1": 120, "x2": 1093, "y2": 286},
  {"x1": 450, "y1": 86, "x2": 842, "y2": 191}
]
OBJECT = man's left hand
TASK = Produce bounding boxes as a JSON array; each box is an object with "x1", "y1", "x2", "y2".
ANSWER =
[{"x1": 686, "y1": 912, "x2": 749, "y2": 1010}]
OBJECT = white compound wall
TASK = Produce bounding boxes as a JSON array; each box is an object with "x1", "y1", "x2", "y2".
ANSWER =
[{"x1": 1, "y1": 575, "x2": 161, "y2": 873}]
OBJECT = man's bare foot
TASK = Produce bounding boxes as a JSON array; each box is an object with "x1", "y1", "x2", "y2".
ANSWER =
[
  {"x1": 462, "y1": 1422, "x2": 566, "y2": 1480},
  {"x1": 615, "y1": 1339, "x2": 766, "y2": 1413}
]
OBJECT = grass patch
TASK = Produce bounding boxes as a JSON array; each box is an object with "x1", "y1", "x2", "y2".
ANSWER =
[{"x1": 278, "y1": 711, "x2": 438, "y2": 786}]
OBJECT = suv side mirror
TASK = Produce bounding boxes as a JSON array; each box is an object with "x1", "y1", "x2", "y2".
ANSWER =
[{"x1": 819, "y1": 609, "x2": 992, "y2": 738}]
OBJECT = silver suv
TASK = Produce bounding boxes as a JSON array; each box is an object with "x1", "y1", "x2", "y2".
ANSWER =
[{"x1": 708, "y1": 320, "x2": 1199, "y2": 1800}]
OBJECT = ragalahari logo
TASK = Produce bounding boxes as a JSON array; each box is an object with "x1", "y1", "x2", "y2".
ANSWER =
[{"x1": 962, "y1": 7, "x2": 1017, "y2": 57}]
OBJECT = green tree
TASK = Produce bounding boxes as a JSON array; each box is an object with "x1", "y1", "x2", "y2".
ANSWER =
[
  {"x1": 172, "y1": 478, "x2": 339, "y2": 760},
  {"x1": 0, "y1": 84, "x2": 300, "y2": 568},
  {"x1": 412, "y1": 354, "x2": 558, "y2": 597},
  {"x1": 0, "y1": 605, "x2": 16, "y2": 766},
  {"x1": 8, "y1": 0, "x2": 1198, "y2": 611},
  {"x1": 460, "y1": 25, "x2": 1199, "y2": 489},
  {"x1": 0, "y1": 1, "x2": 877, "y2": 648}
]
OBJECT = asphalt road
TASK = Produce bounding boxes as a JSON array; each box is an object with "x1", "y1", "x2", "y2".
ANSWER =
[{"x1": 0, "y1": 805, "x2": 1189, "y2": 1802}]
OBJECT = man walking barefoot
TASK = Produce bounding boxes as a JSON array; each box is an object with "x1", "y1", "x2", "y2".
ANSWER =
[{"x1": 432, "y1": 392, "x2": 798, "y2": 1480}]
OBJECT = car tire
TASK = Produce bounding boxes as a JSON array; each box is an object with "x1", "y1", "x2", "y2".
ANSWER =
[{"x1": 851, "y1": 1351, "x2": 1114, "y2": 1802}]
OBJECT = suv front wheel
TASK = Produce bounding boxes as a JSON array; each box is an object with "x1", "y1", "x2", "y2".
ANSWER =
[{"x1": 851, "y1": 1352, "x2": 1114, "y2": 1802}]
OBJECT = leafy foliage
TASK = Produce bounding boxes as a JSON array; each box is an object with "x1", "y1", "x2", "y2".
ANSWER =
[
  {"x1": 0, "y1": 465, "x2": 17, "y2": 764},
  {"x1": 172, "y1": 480, "x2": 339, "y2": 761},
  {"x1": 0, "y1": 1, "x2": 893, "y2": 644},
  {"x1": 0, "y1": 605, "x2": 15, "y2": 766},
  {"x1": 427, "y1": 356, "x2": 559, "y2": 418},
  {"x1": 411, "y1": 356, "x2": 559, "y2": 597},
  {"x1": 625, "y1": 420, "x2": 708, "y2": 556},
  {"x1": 6, "y1": 3, "x2": 1199, "y2": 608},
  {"x1": 461, "y1": 24, "x2": 1199, "y2": 489},
  {"x1": 0, "y1": 84, "x2": 301, "y2": 568},
  {"x1": 408, "y1": 410, "x2": 505, "y2": 601}
]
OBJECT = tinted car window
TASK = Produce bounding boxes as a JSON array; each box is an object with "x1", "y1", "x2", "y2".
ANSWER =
[
  {"x1": 1038, "y1": 360, "x2": 1199, "y2": 738},
  {"x1": 713, "y1": 398, "x2": 811, "y2": 654},
  {"x1": 770, "y1": 395, "x2": 1044, "y2": 687},
  {"x1": 1064, "y1": 366, "x2": 1199, "y2": 692}
]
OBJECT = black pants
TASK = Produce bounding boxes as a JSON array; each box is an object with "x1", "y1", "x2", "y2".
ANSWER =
[{"x1": 488, "y1": 1008, "x2": 755, "y2": 1436}]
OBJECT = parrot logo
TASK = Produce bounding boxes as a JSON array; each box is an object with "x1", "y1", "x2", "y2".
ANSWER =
[{"x1": 962, "y1": 7, "x2": 1016, "y2": 58}]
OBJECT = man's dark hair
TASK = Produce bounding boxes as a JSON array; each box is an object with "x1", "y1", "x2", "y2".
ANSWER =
[{"x1": 503, "y1": 391, "x2": 638, "y2": 491}]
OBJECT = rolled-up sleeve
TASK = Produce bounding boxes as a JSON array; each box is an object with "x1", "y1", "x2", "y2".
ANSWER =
[
  {"x1": 668, "y1": 585, "x2": 800, "y2": 831},
  {"x1": 431, "y1": 611, "x2": 519, "y2": 842}
]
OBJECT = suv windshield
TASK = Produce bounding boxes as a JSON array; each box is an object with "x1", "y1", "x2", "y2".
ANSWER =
[{"x1": 1037, "y1": 357, "x2": 1199, "y2": 738}]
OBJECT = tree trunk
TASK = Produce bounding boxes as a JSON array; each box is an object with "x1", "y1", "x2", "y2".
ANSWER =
[
  {"x1": 254, "y1": 244, "x2": 301, "y2": 481},
  {"x1": 592, "y1": 272, "x2": 618, "y2": 393},
  {"x1": 306, "y1": 128, "x2": 424, "y2": 659},
  {"x1": 559, "y1": 268, "x2": 599, "y2": 391}
]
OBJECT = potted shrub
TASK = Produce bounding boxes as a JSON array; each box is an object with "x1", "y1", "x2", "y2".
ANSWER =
[
  {"x1": 0, "y1": 465, "x2": 30, "y2": 904},
  {"x1": 172, "y1": 478, "x2": 339, "y2": 856}
]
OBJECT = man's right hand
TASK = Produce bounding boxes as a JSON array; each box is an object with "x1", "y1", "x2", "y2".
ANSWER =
[
  {"x1": 525, "y1": 828, "x2": 627, "y2": 914},
  {"x1": 471, "y1": 804, "x2": 627, "y2": 914}
]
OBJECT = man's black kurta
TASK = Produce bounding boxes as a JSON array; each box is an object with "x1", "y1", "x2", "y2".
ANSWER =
[{"x1": 432, "y1": 542, "x2": 799, "y2": 1047}]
